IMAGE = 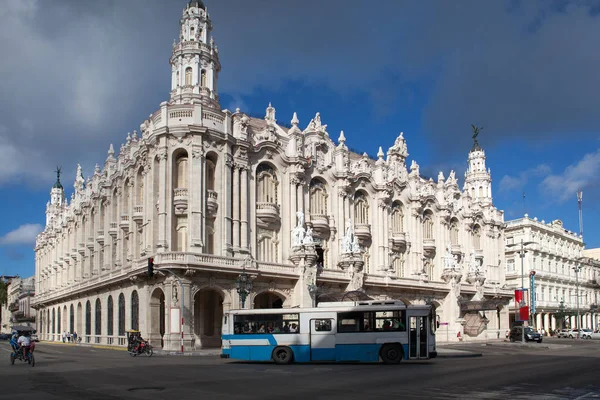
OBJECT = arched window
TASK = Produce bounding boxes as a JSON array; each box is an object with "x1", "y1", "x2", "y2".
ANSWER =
[
  {"x1": 57, "y1": 308, "x2": 61, "y2": 333},
  {"x1": 257, "y1": 228, "x2": 278, "y2": 263},
  {"x1": 478, "y1": 186, "x2": 483, "y2": 197},
  {"x1": 95, "y1": 299, "x2": 102, "y2": 336},
  {"x1": 85, "y1": 301, "x2": 91, "y2": 336},
  {"x1": 393, "y1": 253, "x2": 405, "y2": 278},
  {"x1": 136, "y1": 168, "x2": 144, "y2": 205},
  {"x1": 450, "y1": 219, "x2": 459, "y2": 245},
  {"x1": 391, "y1": 202, "x2": 404, "y2": 234},
  {"x1": 107, "y1": 296, "x2": 114, "y2": 336},
  {"x1": 473, "y1": 225, "x2": 481, "y2": 250},
  {"x1": 118, "y1": 293, "x2": 125, "y2": 336},
  {"x1": 309, "y1": 179, "x2": 328, "y2": 216},
  {"x1": 176, "y1": 155, "x2": 188, "y2": 189},
  {"x1": 185, "y1": 67, "x2": 192, "y2": 86},
  {"x1": 131, "y1": 291, "x2": 139, "y2": 331},
  {"x1": 256, "y1": 164, "x2": 278, "y2": 203},
  {"x1": 206, "y1": 159, "x2": 216, "y2": 191},
  {"x1": 200, "y1": 69, "x2": 207, "y2": 87},
  {"x1": 70, "y1": 304, "x2": 74, "y2": 333},
  {"x1": 423, "y1": 211, "x2": 434, "y2": 240},
  {"x1": 354, "y1": 192, "x2": 369, "y2": 224}
]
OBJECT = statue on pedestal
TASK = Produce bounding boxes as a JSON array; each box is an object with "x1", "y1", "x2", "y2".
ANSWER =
[{"x1": 341, "y1": 219, "x2": 361, "y2": 254}]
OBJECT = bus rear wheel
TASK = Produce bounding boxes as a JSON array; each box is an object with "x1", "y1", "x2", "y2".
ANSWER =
[
  {"x1": 380, "y1": 344, "x2": 403, "y2": 364},
  {"x1": 272, "y1": 346, "x2": 294, "y2": 365}
]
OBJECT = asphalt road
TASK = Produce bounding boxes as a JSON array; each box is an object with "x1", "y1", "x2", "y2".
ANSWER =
[{"x1": 1, "y1": 338, "x2": 599, "y2": 399}]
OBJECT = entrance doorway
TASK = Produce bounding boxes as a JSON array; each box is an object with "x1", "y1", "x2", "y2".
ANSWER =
[
  {"x1": 254, "y1": 292, "x2": 284, "y2": 309},
  {"x1": 149, "y1": 288, "x2": 166, "y2": 348},
  {"x1": 193, "y1": 289, "x2": 223, "y2": 348}
]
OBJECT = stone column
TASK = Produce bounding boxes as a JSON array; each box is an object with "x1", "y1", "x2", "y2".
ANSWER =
[
  {"x1": 157, "y1": 149, "x2": 169, "y2": 252},
  {"x1": 240, "y1": 167, "x2": 249, "y2": 251},
  {"x1": 378, "y1": 201, "x2": 386, "y2": 273},
  {"x1": 543, "y1": 313, "x2": 550, "y2": 331},
  {"x1": 165, "y1": 276, "x2": 194, "y2": 351},
  {"x1": 536, "y1": 313, "x2": 542, "y2": 330},
  {"x1": 223, "y1": 155, "x2": 234, "y2": 255},
  {"x1": 232, "y1": 166, "x2": 240, "y2": 249},
  {"x1": 190, "y1": 147, "x2": 204, "y2": 250}
]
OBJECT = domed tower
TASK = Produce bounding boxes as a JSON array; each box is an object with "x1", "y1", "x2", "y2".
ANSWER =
[
  {"x1": 463, "y1": 126, "x2": 493, "y2": 205},
  {"x1": 169, "y1": 0, "x2": 221, "y2": 109},
  {"x1": 46, "y1": 167, "x2": 66, "y2": 226}
]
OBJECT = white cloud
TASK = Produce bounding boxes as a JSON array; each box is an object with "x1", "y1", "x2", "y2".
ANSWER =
[
  {"x1": 541, "y1": 149, "x2": 600, "y2": 204},
  {"x1": 498, "y1": 164, "x2": 551, "y2": 193},
  {"x1": 0, "y1": 224, "x2": 43, "y2": 246}
]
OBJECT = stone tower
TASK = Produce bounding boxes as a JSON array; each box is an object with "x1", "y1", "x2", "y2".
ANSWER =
[
  {"x1": 169, "y1": 0, "x2": 221, "y2": 109},
  {"x1": 46, "y1": 167, "x2": 65, "y2": 226},
  {"x1": 463, "y1": 127, "x2": 492, "y2": 205}
]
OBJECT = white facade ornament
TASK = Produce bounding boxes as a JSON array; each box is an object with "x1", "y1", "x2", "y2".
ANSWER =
[
  {"x1": 442, "y1": 243, "x2": 459, "y2": 272},
  {"x1": 341, "y1": 219, "x2": 361, "y2": 254}
]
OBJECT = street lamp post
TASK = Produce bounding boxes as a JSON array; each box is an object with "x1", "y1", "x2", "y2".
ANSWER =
[
  {"x1": 573, "y1": 263, "x2": 581, "y2": 338},
  {"x1": 507, "y1": 239, "x2": 537, "y2": 343},
  {"x1": 235, "y1": 267, "x2": 253, "y2": 309}
]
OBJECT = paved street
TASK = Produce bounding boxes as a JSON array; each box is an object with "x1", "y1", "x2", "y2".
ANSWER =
[{"x1": 1, "y1": 338, "x2": 600, "y2": 399}]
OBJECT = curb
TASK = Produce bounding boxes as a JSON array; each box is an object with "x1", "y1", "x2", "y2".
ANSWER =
[
  {"x1": 437, "y1": 352, "x2": 482, "y2": 359},
  {"x1": 41, "y1": 341, "x2": 127, "y2": 352},
  {"x1": 41, "y1": 341, "x2": 220, "y2": 356}
]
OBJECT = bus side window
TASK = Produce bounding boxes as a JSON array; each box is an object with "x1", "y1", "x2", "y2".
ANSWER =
[{"x1": 315, "y1": 319, "x2": 332, "y2": 332}]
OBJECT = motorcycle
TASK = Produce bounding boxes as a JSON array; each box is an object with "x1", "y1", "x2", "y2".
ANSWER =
[{"x1": 126, "y1": 330, "x2": 153, "y2": 357}]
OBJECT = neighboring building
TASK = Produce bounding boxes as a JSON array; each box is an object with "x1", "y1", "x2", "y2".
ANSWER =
[
  {"x1": 584, "y1": 248, "x2": 600, "y2": 261},
  {"x1": 504, "y1": 216, "x2": 600, "y2": 331},
  {"x1": 32, "y1": 0, "x2": 512, "y2": 349},
  {"x1": 5, "y1": 276, "x2": 36, "y2": 329}
]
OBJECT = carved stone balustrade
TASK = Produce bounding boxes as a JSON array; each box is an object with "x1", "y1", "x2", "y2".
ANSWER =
[
  {"x1": 423, "y1": 238, "x2": 436, "y2": 258},
  {"x1": 173, "y1": 188, "x2": 189, "y2": 215},
  {"x1": 206, "y1": 190, "x2": 218, "y2": 217},
  {"x1": 256, "y1": 202, "x2": 280, "y2": 227},
  {"x1": 119, "y1": 214, "x2": 130, "y2": 232},
  {"x1": 389, "y1": 231, "x2": 407, "y2": 253},
  {"x1": 133, "y1": 205, "x2": 144, "y2": 224},
  {"x1": 108, "y1": 222, "x2": 118, "y2": 238},
  {"x1": 96, "y1": 229, "x2": 105, "y2": 244},
  {"x1": 354, "y1": 223, "x2": 372, "y2": 242},
  {"x1": 310, "y1": 214, "x2": 330, "y2": 237}
]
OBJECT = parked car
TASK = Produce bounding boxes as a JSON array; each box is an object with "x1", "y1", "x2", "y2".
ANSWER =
[
  {"x1": 557, "y1": 328, "x2": 570, "y2": 338},
  {"x1": 509, "y1": 326, "x2": 543, "y2": 343},
  {"x1": 580, "y1": 329, "x2": 600, "y2": 339}
]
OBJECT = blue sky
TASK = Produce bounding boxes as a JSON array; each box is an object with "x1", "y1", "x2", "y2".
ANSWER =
[{"x1": 1, "y1": 0, "x2": 599, "y2": 277}]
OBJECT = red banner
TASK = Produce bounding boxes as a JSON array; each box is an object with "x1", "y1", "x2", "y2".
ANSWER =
[
  {"x1": 519, "y1": 306, "x2": 529, "y2": 322},
  {"x1": 514, "y1": 290, "x2": 523, "y2": 304}
]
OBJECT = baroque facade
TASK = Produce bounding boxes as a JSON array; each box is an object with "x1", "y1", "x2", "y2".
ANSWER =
[
  {"x1": 32, "y1": 0, "x2": 512, "y2": 349},
  {"x1": 505, "y1": 216, "x2": 600, "y2": 331},
  {"x1": 5, "y1": 276, "x2": 36, "y2": 330}
]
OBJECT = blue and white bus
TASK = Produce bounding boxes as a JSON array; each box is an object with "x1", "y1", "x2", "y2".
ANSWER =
[{"x1": 221, "y1": 300, "x2": 437, "y2": 364}]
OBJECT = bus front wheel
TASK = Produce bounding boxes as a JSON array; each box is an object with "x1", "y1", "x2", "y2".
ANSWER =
[
  {"x1": 380, "y1": 344, "x2": 403, "y2": 364},
  {"x1": 272, "y1": 346, "x2": 294, "y2": 365}
]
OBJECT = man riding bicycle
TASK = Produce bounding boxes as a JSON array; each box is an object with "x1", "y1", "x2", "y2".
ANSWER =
[{"x1": 17, "y1": 332, "x2": 32, "y2": 359}]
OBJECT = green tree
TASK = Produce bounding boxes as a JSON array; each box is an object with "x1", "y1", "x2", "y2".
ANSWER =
[{"x1": 0, "y1": 280, "x2": 7, "y2": 306}]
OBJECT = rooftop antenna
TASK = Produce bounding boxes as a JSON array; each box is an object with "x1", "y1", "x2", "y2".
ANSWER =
[{"x1": 577, "y1": 188, "x2": 583, "y2": 240}]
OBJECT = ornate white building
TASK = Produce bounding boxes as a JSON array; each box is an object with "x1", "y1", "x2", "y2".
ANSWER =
[
  {"x1": 32, "y1": 0, "x2": 512, "y2": 349},
  {"x1": 504, "y1": 216, "x2": 600, "y2": 331}
]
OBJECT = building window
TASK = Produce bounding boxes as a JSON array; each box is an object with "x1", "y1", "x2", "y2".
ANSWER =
[
  {"x1": 423, "y1": 211, "x2": 434, "y2": 240},
  {"x1": 257, "y1": 228, "x2": 278, "y2": 263},
  {"x1": 450, "y1": 219, "x2": 459, "y2": 245},
  {"x1": 185, "y1": 67, "x2": 192, "y2": 86},
  {"x1": 95, "y1": 299, "x2": 102, "y2": 336},
  {"x1": 206, "y1": 159, "x2": 216, "y2": 191},
  {"x1": 107, "y1": 296, "x2": 114, "y2": 336},
  {"x1": 256, "y1": 164, "x2": 278, "y2": 203},
  {"x1": 507, "y1": 259, "x2": 515, "y2": 273},
  {"x1": 131, "y1": 290, "x2": 139, "y2": 331},
  {"x1": 200, "y1": 69, "x2": 207, "y2": 87},
  {"x1": 85, "y1": 301, "x2": 91, "y2": 336},
  {"x1": 118, "y1": 293, "x2": 125, "y2": 336},
  {"x1": 57, "y1": 308, "x2": 61, "y2": 333},
  {"x1": 391, "y1": 202, "x2": 404, "y2": 235},
  {"x1": 354, "y1": 192, "x2": 369, "y2": 224},
  {"x1": 70, "y1": 304, "x2": 74, "y2": 333},
  {"x1": 394, "y1": 253, "x2": 405, "y2": 278},
  {"x1": 309, "y1": 180, "x2": 328, "y2": 216},
  {"x1": 473, "y1": 225, "x2": 481, "y2": 250}
]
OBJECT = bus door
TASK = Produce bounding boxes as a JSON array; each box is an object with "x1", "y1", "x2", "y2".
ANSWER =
[
  {"x1": 309, "y1": 319, "x2": 335, "y2": 361},
  {"x1": 408, "y1": 316, "x2": 429, "y2": 359}
]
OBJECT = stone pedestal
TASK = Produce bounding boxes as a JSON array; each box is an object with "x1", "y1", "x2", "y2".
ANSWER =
[
  {"x1": 289, "y1": 244, "x2": 318, "y2": 307},
  {"x1": 441, "y1": 268, "x2": 463, "y2": 342},
  {"x1": 338, "y1": 253, "x2": 365, "y2": 292}
]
